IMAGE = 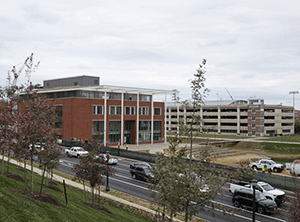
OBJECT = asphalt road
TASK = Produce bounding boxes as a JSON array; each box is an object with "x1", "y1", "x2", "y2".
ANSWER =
[{"x1": 56, "y1": 155, "x2": 289, "y2": 222}]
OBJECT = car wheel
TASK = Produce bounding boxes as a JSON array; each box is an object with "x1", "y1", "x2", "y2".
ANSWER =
[
  {"x1": 132, "y1": 174, "x2": 136, "y2": 179},
  {"x1": 233, "y1": 200, "x2": 240, "y2": 208},
  {"x1": 273, "y1": 168, "x2": 278, "y2": 172},
  {"x1": 252, "y1": 166, "x2": 257, "y2": 170},
  {"x1": 257, "y1": 206, "x2": 265, "y2": 214}
]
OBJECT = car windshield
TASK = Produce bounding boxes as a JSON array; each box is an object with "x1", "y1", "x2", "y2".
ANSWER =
[
  {"x1": 77, "y1": 148, "x2": 84, "y2": 151},
  {"x1": 270, "y1": 160, "x2": 276, "y2": 165},
  {"x1": 261, "y1": 184, "x2": 274, "y2": 191},
  {"x1": 255, "y1": 192, "x2": 267, "y2": 200}
]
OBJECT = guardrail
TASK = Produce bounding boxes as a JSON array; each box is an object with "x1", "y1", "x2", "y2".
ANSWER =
[{"x1": 65, "y1": 144, "x2": 300, "y2": 192}]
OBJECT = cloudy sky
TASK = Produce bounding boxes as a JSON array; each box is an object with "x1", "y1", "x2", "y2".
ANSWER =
[{"x1": 1, "y1": 1, "x2": 300, "y2": 109}]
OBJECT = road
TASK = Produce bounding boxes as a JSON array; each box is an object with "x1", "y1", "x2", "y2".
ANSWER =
[{"x1": 56, "y1": 155, "x2": 289, "y2": 222}]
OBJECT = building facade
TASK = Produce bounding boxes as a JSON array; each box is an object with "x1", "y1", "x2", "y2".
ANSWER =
[
  {"x1": 38, "y1": 76, "x2": 174, "y2": 146},
  {"x1": 167, "y1": 98, "x2": 294, "y2": 137}
]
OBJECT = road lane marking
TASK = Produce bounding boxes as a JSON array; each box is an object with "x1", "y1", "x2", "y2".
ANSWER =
[
  {"x1": 110, "y1": 177, "x2": 152, "y2": 191},
  {"x1": 210, "y1": 200, "x2": 287, "y2": 222}
]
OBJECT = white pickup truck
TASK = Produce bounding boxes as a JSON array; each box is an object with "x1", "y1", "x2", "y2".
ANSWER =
[
  {"x1": 65, "y1": 147, "x2": 89, "y2": 158},
  {"x1": 249, "y1": 158, "x2": 284, "y2": 172},
  {"x1": 229, "y1": 181, "x2": 285, "y2": 206}
]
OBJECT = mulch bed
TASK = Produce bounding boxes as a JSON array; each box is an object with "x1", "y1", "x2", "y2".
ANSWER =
[
  {"x1": 10, "y1": 189, "x2": 63, "y2": 207},
  {"x1": 83, "y1": 202, "x2": 111, "y2": 214},
  {"x1": 4, "y1": 172, "x2": 25, "y2": 183}
]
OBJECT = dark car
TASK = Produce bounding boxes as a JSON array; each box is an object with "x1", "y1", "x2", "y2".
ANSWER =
[
  {"x1": 130, "y1": 162, "x2": 153, "y2": 181},
  {"x1": 232, "y1": 189, "x2": 277, "y2": 214}
]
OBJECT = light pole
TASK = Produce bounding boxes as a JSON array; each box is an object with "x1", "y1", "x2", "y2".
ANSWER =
[
  {"x1": 252, "y1": 179, "x2": 258, "y2": 222},
  {"x1": 105, "y1": 152, "x2": 110, "y2": 192},
  {"x1": 289, "y1": 91, "x2": 299, "y2": 108}
]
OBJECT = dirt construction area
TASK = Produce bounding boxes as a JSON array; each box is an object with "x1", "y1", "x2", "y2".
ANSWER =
[{"x1": 212, "y1": 141, "x2": 299, "y2": 174}]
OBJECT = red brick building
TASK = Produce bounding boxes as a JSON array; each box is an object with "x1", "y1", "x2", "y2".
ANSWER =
[{"x1": 39, "y1": 76, "x2": 174, "y2": 146}]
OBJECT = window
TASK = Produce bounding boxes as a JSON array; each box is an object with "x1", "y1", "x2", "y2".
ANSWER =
[
  {"x1": 252, "y1": 124, "x2": 256, "y2": 128},
  {"x1": 252, "y1": 116, "x2": 256, "y2": 120},
  {"x1": 110, "y1": 106, "x2": 121, "y2": 115},
  {"x1": 154, "y1": 107, "x2": 161, "y2": 116},
  {"x1": 93, "y1": 105, "x2": 104, "y2": 115},
  {"x1": 139, "y1": 107, "x2": 149, "y2": 115},
  {"x1": 92, "y1": 121, "x2": 104, "y2": 142},
  {"x1": 125, "y1": 106, "x2": 135, "y2": 115},
  {"x1": 109, "y1": 121, "x2": 121, "y2": 143},
  {"x1": 55, "y1": 105, "x2": 63, "y2": 129}
]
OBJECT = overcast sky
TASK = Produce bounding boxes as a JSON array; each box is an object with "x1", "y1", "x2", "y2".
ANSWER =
[{"x1": 1, "y1": 1, "x2": 300, "y2": 109}]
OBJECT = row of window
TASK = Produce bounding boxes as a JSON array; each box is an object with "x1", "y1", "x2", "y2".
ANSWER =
[
  {"x1": 92, "y1": 120, "x2": 162, "y2": 143},
  {"x1": 46, "y1": 90, "x2": 152, "y2": 101},
  {"x1": 93, "y1": 105, "x2": 162, "y2": 116}
]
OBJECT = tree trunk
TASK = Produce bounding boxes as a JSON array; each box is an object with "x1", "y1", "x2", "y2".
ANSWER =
[
  {"x1": 1, "y1": 151, "x2": 4, "y2": 175},
  {"x1": 185, "y1": 200, "x2": 189, "y2": 222},
  {"x1": 6, "y1": 150, "x2": 10, "y2": 174},
  {"x1": 92, "y1": 186, "x2": 95, "y2": 207},
  {"x1": 24, "y1": 160, "x2": 27, "y2": 190},
  {"x1": 39, "y1": 165, "x2": 46, "y2": 196},
  {"x1": 30, "y1": 151, "x2": 34, "y2": 196},
  {"x1": 98, "y1": 186, "x2": 101, "y2": 205},
  {"x1": 83, "y1": 181, "x2": 87, "y2": 203}
]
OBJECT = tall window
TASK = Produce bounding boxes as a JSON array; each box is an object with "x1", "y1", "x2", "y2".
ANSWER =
[
  {"x1": 92, "y1": 121, "x2": 104, "y2": 142},
  {"x1": 125, "y1": 106, "x2": 135, "y2": 115},
  {"x1": 93, "y1": 105, "x2": 104, "y2": 114},
  {"x1": 153, "y1": 121, "x2": 162, "y2": 141},
  {"x1": 55, "y1": 105, "x2": 63, "y2": 129},
  {"x1": 154, "y1": 107, "x2": 161, "y2": 115},
  {"x1": 110, "y1": 106, "x2": 121, "y2": 115},
  {"x1": 139, "y1": 107, "x2": 149, "y2": 115},
  {"x1": 138, "y1": 120, "x2": 162, "y2": 142},
  {"x1": 109, "y1": 121, "x2": 121, "y2": 143}
]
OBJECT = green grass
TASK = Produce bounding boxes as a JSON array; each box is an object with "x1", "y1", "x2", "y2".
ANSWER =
[
  {"x1": 261, "y1": 142, "x2": 300, "y2": 155},
  {"x1": 0, "y1": 162, "x2": 153, "y2": 222},
  {"x1": 258, "y1": 133, "x2": 300, "y2": 142}
]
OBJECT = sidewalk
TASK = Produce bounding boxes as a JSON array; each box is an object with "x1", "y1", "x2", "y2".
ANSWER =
[
  {"x1": 1, "y1": 155, "x2": 182, "y2": 222},
  {"x1": 116, "y1": 142, "x2": 189, "y2": 154}
]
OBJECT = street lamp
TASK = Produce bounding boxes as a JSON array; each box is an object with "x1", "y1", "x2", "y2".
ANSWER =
[
  {"x1": 252, "y1": 179, "x2": 258, "y2": 222},
  {"x1": 105, "y1": 152, "x2": 110, "y2": 192}
]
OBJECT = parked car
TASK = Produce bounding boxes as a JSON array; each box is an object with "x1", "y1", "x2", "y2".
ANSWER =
[
  {"x1": 130, "y1": 162, "x2": 151, "y2": 169},
  {"x1": 65, "y1": 147, "x2": 89, "y2": 158},
  {"x1": 249, "y1": 158, "x2": 284, "y2": 172},
  {"x1": 232, "y1": 189, "x2": 277, "y2": 214},
  {"x1": 102, "y1": 154, "x2": 118, "y2": 165},
  {"x1": 229, "y1": 181, "x2": 285, "y2": 206},
  {"x1": 130, "y1": 162, "x2": 153, "y2": 181}
]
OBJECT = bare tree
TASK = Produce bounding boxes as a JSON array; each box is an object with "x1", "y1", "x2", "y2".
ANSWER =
[
  {"x1": 287, "y1": 184, "x2": 300, "y2": 222},
  {"x1": 150, "y1": 60, "x2": 229, "y2": 221},
  {"x1": 73, "y1": 153, "x2": 114, "y2": 207},
  {"x1": 0, "y1": 86, "x2": 18, "y2": 175},
  {"x1": 17, "y1": 85, "x2": 57, "y2": 196}
]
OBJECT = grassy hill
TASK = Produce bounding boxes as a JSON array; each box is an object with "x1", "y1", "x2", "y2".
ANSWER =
[{"x1": 0, "y1": 162, "x2": 153, "y2": 222}]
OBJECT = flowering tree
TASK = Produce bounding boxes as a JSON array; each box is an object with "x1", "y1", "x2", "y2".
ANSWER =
[
  {"x1": 17, "y1": 85, "x2": 57, "y2": 196},
  {"x1": 0, "y1": 86, "x2": 18, "y2": 175},
  {"x1": 73, "y1": 154, "x2": 114, "y2": 207}
]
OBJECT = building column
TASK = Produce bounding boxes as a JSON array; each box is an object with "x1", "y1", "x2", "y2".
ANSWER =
[
  {"x1": 164, "y1": 93, "x2": 167, "y2": 144},
  {"x1": 218, "y1": 106, "x2": 221, "y2": 134},
  {"x1": 136, "y1": 92, "x2": 139, "y2": 146},
  {"x1": 237, "y1": 107, "x2": 240, "y2": 134},
  {"x1": 121, "y1": 92, "x2": 124, "y2": 146},
  {"x1": 151, "y1": 93, "x2": 154, "y2": 145},
  {"x1": 104, "y1": 91, "x2": 107, "y2": 146}
]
